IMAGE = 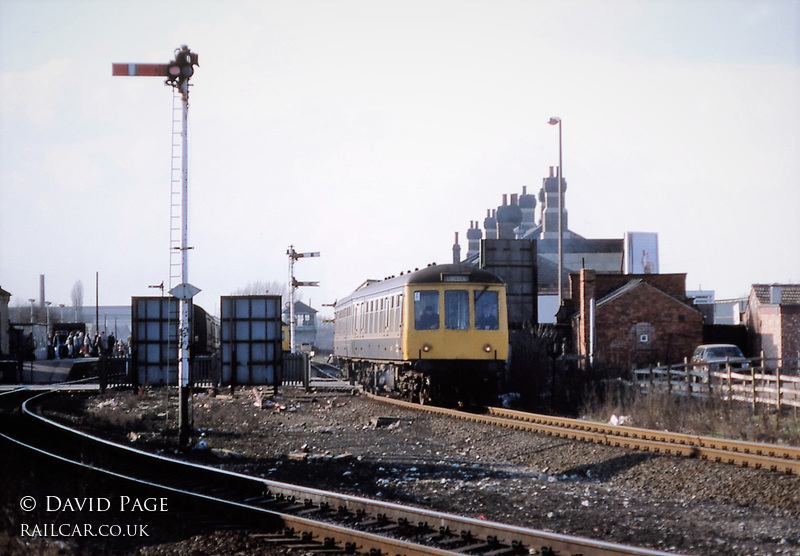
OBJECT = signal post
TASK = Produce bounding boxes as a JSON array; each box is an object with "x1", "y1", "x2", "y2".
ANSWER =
[
  {"x1": 113, "y1": 46, "x2": 200, "y2": 447},
  {"x1": 287, "y1": 247, "x2": 320, "y2": 354}
]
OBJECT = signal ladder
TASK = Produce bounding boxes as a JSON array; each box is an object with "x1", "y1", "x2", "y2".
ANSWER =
[
  {"x1": 169, "y1": 88, "x2": 183, "y2": 292},
  {"x1": 166, "y1": 89, "x2": 183, "y2": 379}
]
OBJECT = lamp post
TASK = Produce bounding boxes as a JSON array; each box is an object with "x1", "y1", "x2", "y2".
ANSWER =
[
  {"x1": 45, "y1": 302, "x2": 52, "y2": 330},
  {"x1": 548, "y1": 116, "x2": 564, "y2": 306},
  {"x1": 28, "y1": 299, "x2": 35, "y2": 323}
]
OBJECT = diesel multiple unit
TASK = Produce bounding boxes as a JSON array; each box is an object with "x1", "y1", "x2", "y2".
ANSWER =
[{"x1": 334, "y1": 263, "x2": 508, "y2": 406}]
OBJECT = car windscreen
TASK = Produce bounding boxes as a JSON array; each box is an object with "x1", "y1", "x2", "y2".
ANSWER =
[{"x1": 707, "y1": 346, "x2": 743, "y2": 358}]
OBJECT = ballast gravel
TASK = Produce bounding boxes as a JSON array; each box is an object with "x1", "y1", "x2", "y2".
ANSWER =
[{"x1": 43, "y1": 388, "x2": 800, "y2": 555}]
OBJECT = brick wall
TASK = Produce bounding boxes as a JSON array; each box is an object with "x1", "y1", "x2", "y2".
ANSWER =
[
  {"x1": 783, "y1": 306, "x2": 800, "y2": 362},
  {"x1": 745, "y1": 287, "x2": 800, "y2": 365},
  {"x1": 572, "y1": 270, "x2": 703, "y2": 372}
]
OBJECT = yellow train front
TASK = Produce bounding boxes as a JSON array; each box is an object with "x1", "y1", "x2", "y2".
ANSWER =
[{"x1": 334, "y1": 263, "x2": 508, "y2": 406}]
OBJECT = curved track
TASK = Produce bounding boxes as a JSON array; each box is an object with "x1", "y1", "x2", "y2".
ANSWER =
[
  {"x1": 0, "y1": 387, "x2": 678, "y2": 556},
  {"x1": 367, "y1": 393, "x2": 800, "y2": 475}
]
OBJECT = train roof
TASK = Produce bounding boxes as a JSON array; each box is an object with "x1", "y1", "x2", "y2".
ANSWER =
[
  {"x1": 406, "y1": 264, "x2": 504, "y2": 285},
  {"x1": 336, "y1": 264, "x2": 504, "y2": 307}
]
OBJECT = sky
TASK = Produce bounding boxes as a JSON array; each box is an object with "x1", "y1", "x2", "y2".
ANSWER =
[{"x1": 1, "y1": 0, "x2": 799, "y2": 319}]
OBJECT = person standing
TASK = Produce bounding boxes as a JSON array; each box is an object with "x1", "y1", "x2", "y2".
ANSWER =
[{"x1": 98, "y1": 331, "x2": 108, "y2": 356}]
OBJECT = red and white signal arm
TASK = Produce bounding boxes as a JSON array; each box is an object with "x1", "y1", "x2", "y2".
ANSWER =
[{"x1": 112, "y1": 63, "x2": 171, "y2": 77}]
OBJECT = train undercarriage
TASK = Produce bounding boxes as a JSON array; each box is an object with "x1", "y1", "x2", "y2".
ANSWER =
[{"x1": 340, "y1": 357, "x2": 501, "y2": 407}]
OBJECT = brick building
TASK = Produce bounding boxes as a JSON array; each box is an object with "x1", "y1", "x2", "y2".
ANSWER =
[
  {"x1": 744, "y1": 284, "x2": 800, "y2": 368},
  {"x1": 570, "y1": 269, "x2": 703, "y2": 372}
]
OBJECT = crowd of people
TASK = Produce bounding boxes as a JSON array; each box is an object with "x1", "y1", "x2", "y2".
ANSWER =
[{"x1": 48, "y1": 330, "x2": 129, "y2": 359}]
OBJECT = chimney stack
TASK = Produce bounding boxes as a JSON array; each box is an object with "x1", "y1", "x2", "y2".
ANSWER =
[
  {"x1": 466, "y1": 221, "x2": 482, "y2": 259},
  {"x1": 484, "y1": 209, "x2": 497, "y2": 240}
]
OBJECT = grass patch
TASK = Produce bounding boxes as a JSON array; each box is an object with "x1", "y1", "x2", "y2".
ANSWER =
[{"x1": 581, "y1": 380, "x2": 800, "y2": 446}]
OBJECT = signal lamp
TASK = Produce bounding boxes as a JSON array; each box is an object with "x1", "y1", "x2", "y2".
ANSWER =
[
  {"x1": 422, "y1": 344, "x2": 432, "y2": 353},
  {"x1": 483, "y1": 344, "x2": 492, "y2": 353},
  {"x1": 167, "y1": 64, "x2": 181, "y2": 82}
]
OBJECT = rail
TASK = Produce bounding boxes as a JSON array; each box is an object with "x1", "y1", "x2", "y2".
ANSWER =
[
  {"x1": 0, "y1": 388, "x2": 680, "y2": 556},
  {"x1": 634, "y1": 355, "x2": 800, "y2": 410},
  {"x1": 367, "y1": 393, "x2": 800, "y2": 475}
]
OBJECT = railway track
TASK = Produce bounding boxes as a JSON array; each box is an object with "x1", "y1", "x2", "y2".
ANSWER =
[
  {"x1": 367, "y1": 393, "x2": 800, "y2": 475},
  {"x1": 0, "y1": 387, "x2": 679, "y2": 556}
]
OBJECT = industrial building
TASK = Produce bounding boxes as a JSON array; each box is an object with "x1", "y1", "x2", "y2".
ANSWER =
[{"x1": 458, "y1": 167, "x2": 626, "y2": 325}]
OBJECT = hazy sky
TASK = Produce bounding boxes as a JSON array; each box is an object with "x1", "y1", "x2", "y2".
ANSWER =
[{"x1": 1, "y1": 0, "x2": 798, "y2": 317}]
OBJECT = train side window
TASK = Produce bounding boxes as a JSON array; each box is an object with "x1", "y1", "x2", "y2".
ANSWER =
[
  {"x1": 414, "y1": 291, "x2": 439, "y2": 330},
  {"x1": 444, "y1": 290, "x2": 469, "y2": 330},
  {"x1": 474, "y1": 290, "x2": 499, "y2": 330}
]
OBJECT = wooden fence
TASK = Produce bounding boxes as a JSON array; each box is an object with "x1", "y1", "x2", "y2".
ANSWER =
[{"x1": 634, "y1": 355, "x2": 800, "y2": 410}]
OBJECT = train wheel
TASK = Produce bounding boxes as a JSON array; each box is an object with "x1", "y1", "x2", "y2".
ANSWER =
[{"x1": 417, "y1": 379, "x2": 430, "y2": 405}]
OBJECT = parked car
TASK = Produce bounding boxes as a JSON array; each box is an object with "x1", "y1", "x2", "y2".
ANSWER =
[{"x1": 690, "y1": 344, "x2": 749, "y2": 371}]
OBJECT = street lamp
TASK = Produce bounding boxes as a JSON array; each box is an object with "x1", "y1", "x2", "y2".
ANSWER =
[
  {"x1": 28, "y1": 299, "x2": 35, "y2": 323},
  {"x1": 45, "y1": 301, "x2": 52, "y2": 330},
  {"x1": 548, "y1": 116, "x2": 564, "y2": 306}
]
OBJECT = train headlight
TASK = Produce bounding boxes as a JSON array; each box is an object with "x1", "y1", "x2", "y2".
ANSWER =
[
  {"x1": 422, "y1": 343, "x2": 432, "y2": 353},
  {"x1": 483, "y1": 344, "x2": 492, "y2": 353}
]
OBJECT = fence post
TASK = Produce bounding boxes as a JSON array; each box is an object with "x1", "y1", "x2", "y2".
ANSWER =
[
  {"x1": 775, "y1": 361, "x2": 782, "y2": 411},
  {"x1": 303, "y1": 353, "x2": 311, "y2": 392},
  {"x1": 666, "y1": 363, "x2": 672, "y2": 394},
  {"x1": 727, "y1": 365, "x2": 732, "y2": 402},
  {"x1": 751, "y1": 363, "x2": 757, "y2": 413},
  {"x1": 707, "y1": 362, "x2": 713, "y2": 398},
  {"x1": 99, "y1": 356, "x2": 107, "y2": 394},
  {"x1": 684, "y1": 357, "x2": 691, "y2": 397}
]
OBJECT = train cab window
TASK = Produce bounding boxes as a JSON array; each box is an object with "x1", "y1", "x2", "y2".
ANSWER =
[
  {"x1": 474, "y1": 290, "x2": 499, "y2": 330},
  {"x1": 444, "y1": 290, "x2": 470, "y2": 330},
  {"x1": 414, "y1": 291, "x2": 439, "y2": 330}
]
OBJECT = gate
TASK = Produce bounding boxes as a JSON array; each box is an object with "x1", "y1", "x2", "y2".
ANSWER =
[{"x1": 282, "y1": 352, "x2": 310, "y2": 388}]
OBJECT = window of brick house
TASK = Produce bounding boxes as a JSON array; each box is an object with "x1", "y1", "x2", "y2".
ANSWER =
[{"x1": 633, "y1": 322, "x2": 654, "y2": 350}]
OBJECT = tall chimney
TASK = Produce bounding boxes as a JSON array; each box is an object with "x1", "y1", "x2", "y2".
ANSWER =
[
  {"x1": 496, "y1": 194, "x2": 522, "y2": 240},
  {"x1": 452, "y1": 232, "x2": 461, "y2": 264},
  {"x1": 484, "y1": 209, "x2": 497, "y2": 240},
  {"x1": 466, "y1": 221, "x2": 482, "y2": 259},
  {"x1": 518, "y1": 185, "x2": 537, "y2": 234},
  {"x1": 39, "y1": 274, "x2": 45, "y2": 309},
  {"x1": 540, "y1": 168, "x2": 568, "y2": 239}
]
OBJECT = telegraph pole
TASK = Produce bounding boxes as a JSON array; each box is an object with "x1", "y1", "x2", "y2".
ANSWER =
[
  {"x1": 287, "y1": 246, "x2": 320, "y2": 354},
  {"x1": 113, "y1": 46, "x2": 200, "y2": 447}
]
